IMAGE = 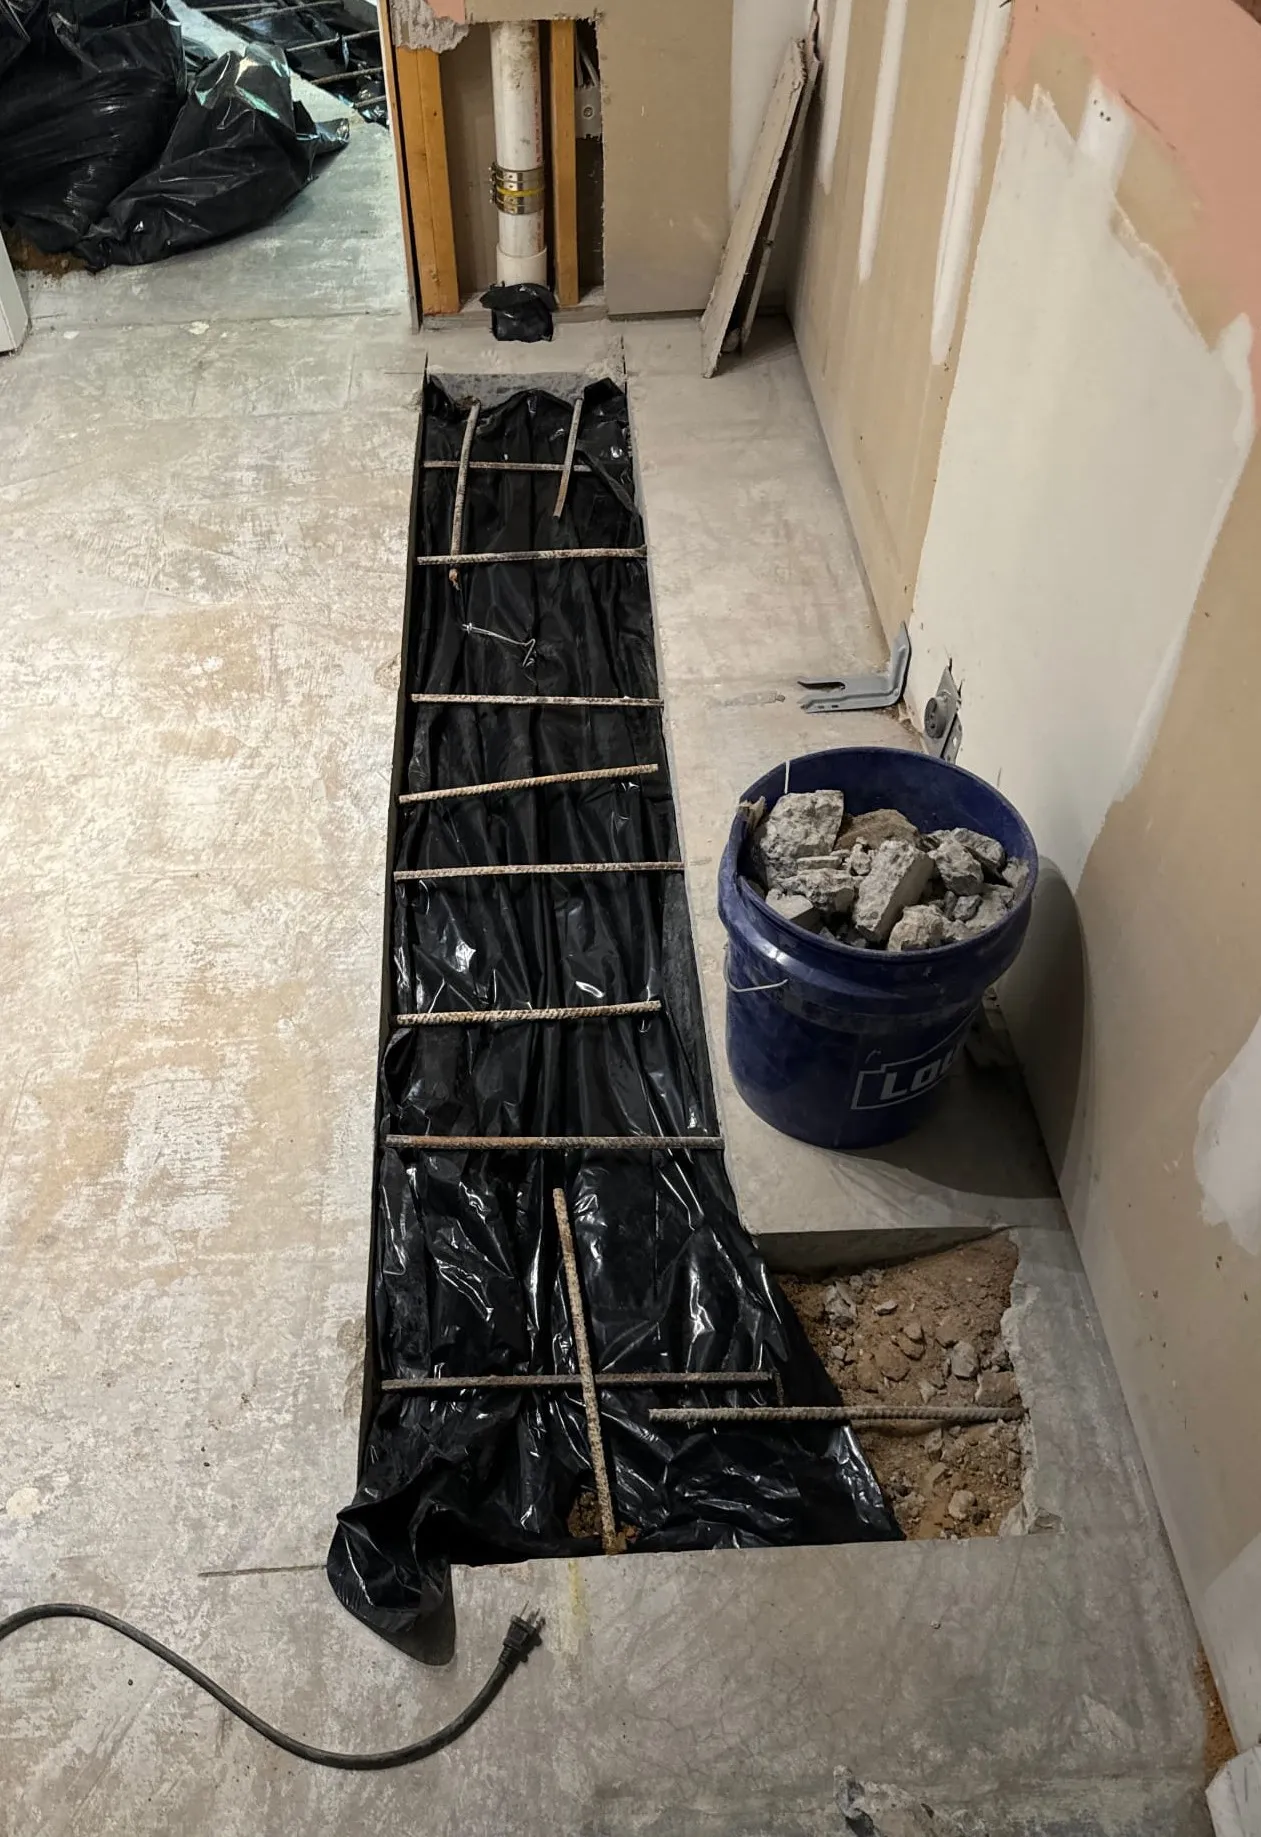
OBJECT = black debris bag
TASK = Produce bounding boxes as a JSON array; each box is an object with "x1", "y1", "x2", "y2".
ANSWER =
[
  {"x1": 78, "y1": 46, "x2": 348, "y2": 268},
  {"x1": 0, "y1": 5, "x2": 347, "y2": 267},
  {"x1": 326, "y1": 379, "x2": 900, "y2": 1642},
  {"x1": 0, "y1": 0, "x2": 185, "y2": 252},
  {"x1": 480, "y1": 281, "x2": 555, "y2": 343}
]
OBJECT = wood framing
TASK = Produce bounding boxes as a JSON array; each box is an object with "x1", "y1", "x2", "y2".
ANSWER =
[
  {"x1": 548, "y1": 19, "x2": 580, "y2": 308},
  {"x1": 394, "y1": 46, "x2": 461, "y2": 317}
]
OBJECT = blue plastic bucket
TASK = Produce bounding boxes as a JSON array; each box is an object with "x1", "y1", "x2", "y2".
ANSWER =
[{"x1": 717, "y1": 747, "x2": 1038, "y2": 1150}]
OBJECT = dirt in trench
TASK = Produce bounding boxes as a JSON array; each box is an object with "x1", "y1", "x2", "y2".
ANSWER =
[
  {"x1": 1197, "y1": 1649, "x2": 1238, "y2": 1779},
  {"x1": 2, "y1": 229, "x2": 87, "y2": 276},
  {"x1": 566, "y1": 1491, "x2": 640, "y2": 1547},
  {"x1": 782, "y1": 1233, "x2": 1027, "y2": 1539}
]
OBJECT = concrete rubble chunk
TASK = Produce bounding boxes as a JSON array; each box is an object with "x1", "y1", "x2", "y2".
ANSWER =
[
  {"x1": 930, "y1": 835, "x2": 984, "y2": 895},
  {"x1": 951, "y1": 893, "x2": 981, "y2": 923},
  {"x1": 903, "y1": 1319, "x2": 924, "y2": 1343},
  {"x1": 886, "y1": 905, "x2": 947, "y2": 952},
  {"x1": 766, "y1": 889, "x2": 825, "y2": 933},
  {"x1": 950, "y1": 1340, "x2": 979, "y2": 1380},
  {"x1": 896, "y1": 1333, "x2": 924, "y2": 1361},
  {"x1": 948, "y1": 1487, "x2": 977, "y2": 1522},
  {"x1": 853, "y1": 841, "x2": 933, "y2": 942},
  {"x1": 976, "y1": 1370, "x2": 1021, "y2": 1408},
  {"x1": 1002, "y1": 857, "x2": 1029, "y2": 893},
  {"x1": 839, "y1": 807, "x2": 922, "y2": 852},
  {"x1": 846, "y1": 841, "x2": 874, "y2": 878},
  {"x1": 874, "y1": 1342, "x2": 909, "y2": 1382},
  {"x1": 931, "y1": 826, "x2": 1006, "y2": 876},
  {"x1": 781, "y1": 865, "x2": 858, "y2": 915},
  {"x1": 874, "y1": 1298, "x2": 898, "y2": 1315},
  {"x1": 757, "y1": 791, "x2": 846, "y2": 881},
  {"x1": 824, "y1": 1282, "x2": 857, "y2": 1326}
]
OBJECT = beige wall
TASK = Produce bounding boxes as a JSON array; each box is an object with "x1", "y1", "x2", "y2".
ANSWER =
[{"x1": 791, "y1": 0, "x2": 1261, "y2": 1746}]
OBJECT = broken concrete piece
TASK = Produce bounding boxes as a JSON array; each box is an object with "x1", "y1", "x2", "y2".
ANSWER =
[
  {"x1": 931, "y1": 835, "x2": 984, "y2": 895},
  {"x1": 951, "y1": 893, "x2": 981, "y2": 923},
  {"x1": 975, "y1": 1370, "x2": 1021, "y2": 1408},
  {"x1": 853, "y1": 841, "x2": 933, "y2": 942},
  {"x1": 388, "y1": 0, "x2": 469, "y2": 51},
  {"x1": 897, "y1": 1333, "x2": 924, "y2": 1361},
  {"x1": 950, "y1": 1340, "x2": 979, "y2": 1380},
  {"x1": 903, "y1": 1319, "x2": 924, "y2": 1343},
  {"x1": 874, "y1": 1343, "x2": 910, "y2": 1382},
  {"x1": 845, "y1": 841, "x2": 873, "y2": 878},
  {"x1": 781, "y1": 865, "x2": 858, "y2": 915},
  {"x1": 837, "y1": 1768, "x2": 989, "y2": 1837},
  {"x1": 886, "y1": 905, "x2": 947, "y2": 952},
  {"x1": 948, "y1": 1487, "x2": 977, "y2": 1522},
  {"x1": 932, "y1": 826, "x2": 1006, "y2": 876},
  {"x1": 874, "y1": 1298, "x2": 898, "y2": 1315},
  {"x1": 765, "y1": 888, "x2": 825, "y2": 933},
  {"x1": 1002, "y1": 857, "x2": 1029, "y2": 893},
  {"x1": 823, "y1": 1282, "x2": 857, "y2": 1326},
  {"x1": 757, "y1": 791, "x2": 846, "y2": 880},
  {"x1": 839, "y1": 807, "x2": 921, "y2": 852}
]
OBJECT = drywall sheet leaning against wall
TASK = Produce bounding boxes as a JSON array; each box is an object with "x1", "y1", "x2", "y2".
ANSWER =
[{"x1": 463, "y1": 0, "x2": 732, "y2": 314}]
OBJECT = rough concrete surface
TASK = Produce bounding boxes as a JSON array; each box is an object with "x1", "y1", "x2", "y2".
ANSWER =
[{"x1": 0, "y1": 167, "x2": 1212, "y2": 1834}]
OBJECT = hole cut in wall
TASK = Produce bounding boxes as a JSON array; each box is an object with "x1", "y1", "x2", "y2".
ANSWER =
[{"x1": 441, "y1": 18, "x2": 603, "y2": 306}]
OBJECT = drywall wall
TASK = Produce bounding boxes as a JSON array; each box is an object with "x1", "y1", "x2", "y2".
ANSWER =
[
  {"x1": 462, "y1": 0, "x2": 732, "y2": 314},
  {"x1": 788, "y1": 0, "x2": 1261, "y2": 1744},
  {"x1": 730, "y1": 0, "x2": 812, "y2": 210}
]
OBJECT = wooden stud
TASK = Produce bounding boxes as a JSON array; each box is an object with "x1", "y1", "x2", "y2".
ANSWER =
[
  {"x1": 548, "y1": 20, "x2": 580, "y2": 309},
  {"x1": 377, "y1": 0, "x2": 421, "y2": 323},
  {"x1": 395, "y1": 47, "x2": 461, "y2": 317}
]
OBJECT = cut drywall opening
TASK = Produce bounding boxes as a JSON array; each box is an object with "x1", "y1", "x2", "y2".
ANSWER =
[{"x1": 441, "y1": 19, "x2": 604, "y2": 307}]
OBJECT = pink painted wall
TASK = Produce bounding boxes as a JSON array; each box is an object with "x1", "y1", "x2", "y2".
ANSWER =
[{"x1": 1006, "y1": 0, "x2": 1261, "y2": 395}]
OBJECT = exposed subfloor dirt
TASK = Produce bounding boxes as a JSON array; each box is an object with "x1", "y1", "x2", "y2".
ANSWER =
[
  {"x1": 782, "y1": 1234, "x2": 1027, "y2": 1539},
  {"x1": 1197, "y1": 1649, "x2": 1238, "y2": 1778}
]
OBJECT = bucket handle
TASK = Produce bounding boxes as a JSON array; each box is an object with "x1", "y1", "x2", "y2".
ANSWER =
[{"x1": 724, "y1": 950, "x2": 788, "y2": 997}]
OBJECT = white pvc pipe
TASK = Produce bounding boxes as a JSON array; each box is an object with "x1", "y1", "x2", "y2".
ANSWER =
[{"x1": 489, "y1": 21, "x2": 547, "y2": 286}]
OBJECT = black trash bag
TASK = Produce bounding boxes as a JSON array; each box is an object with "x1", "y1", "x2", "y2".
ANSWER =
[
  {"x1": 480, "y1": 280, "x2": 555, "y2": 343},
  {"x1": 76, "y1": 45, "x2": 348, "y2": 268},
  {"x1": 0, "y1": 0, "x2": 185, "y2": 252},
  {"x1": 0, "y1": 0, "x2": 37, "y2": 79}
]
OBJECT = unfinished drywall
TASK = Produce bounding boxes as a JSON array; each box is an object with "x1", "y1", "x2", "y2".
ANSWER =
[
  {"x1": 788, "y1": 0, "x2": 1261, "y2": 1747},
  {"x1": 791, "y1": 0, "x2": 995, "y2": 629},
  {"x1": 463, "y1": 0, "x2": 732, "y2": 314}
]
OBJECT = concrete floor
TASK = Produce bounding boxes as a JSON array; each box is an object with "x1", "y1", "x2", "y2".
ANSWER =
[{"x1": 0, "y1": 124, "x2": 1213, "y2": 1834}]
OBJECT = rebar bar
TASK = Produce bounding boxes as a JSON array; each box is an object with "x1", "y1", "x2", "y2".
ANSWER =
[
  {"x1": 385, "y1": 1134, "x2": 724, "y2": 1151},
  {"x1": 553, "y1": 1188, "x2": 621, "y2": 1554},
  {"x1": 395, "y1": 1001, "x2": 660, "y2": 1026},
  {"x1": 399, "y1": 763, "x2": 657, "y2": 805},
  {"x1": 380, "y1": 1370, "x2": 773, "y2": 1393},
  {"x1": 417, "y1": 547, "x2": 646, "y2": 567},
  {"x1": 648, "y1": 1404, "x2": 1024, "y2": 1427},
  {"x1": 409, "y1": 694, "x2": 663, "y2": 708},
  {"x1": 394, "y1": 861, "x2": 684, "y2": 881}
]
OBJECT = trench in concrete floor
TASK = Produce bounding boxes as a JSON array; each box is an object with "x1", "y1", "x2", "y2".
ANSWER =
[{"x1": 324, "y1": 369, "x2": 1008, "y2": 1643}]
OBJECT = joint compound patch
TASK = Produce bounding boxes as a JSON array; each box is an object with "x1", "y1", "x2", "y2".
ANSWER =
[{"x1": 1195, "y1": 1014, "x2": 1261, "y2": 1256}]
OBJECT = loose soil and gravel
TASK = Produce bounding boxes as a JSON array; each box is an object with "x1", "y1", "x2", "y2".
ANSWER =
[{"x1": 782, "y1": 1234, "x2": 1027, "y2": 1539}]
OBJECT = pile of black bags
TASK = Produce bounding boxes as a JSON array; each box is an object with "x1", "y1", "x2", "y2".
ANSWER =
[{"x1": 0, "y1": 0, "x2": 346, "y2": 268}]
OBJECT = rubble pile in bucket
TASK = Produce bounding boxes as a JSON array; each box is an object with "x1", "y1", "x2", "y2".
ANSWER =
[{"x1": 748, "y1": 791, "x2": 1028, "y2": 952}]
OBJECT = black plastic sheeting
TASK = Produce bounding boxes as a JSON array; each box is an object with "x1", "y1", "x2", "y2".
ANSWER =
[
  {"x1": 480, "y1": 281, "x2": 555, "y2": 344},
  {"x1": 326, "y1": 379, "x2": 900, "y2": 1642},
  {"x1": 0, "y1": 1, "x2": 345, "y2": 265}
]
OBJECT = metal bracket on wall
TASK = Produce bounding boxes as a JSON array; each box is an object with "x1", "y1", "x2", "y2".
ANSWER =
[
  {"x1": 799, "y1": 622, "x2": 910, "y2": 714},
  {"x1": 923, "y1": 664, "x2": 962, "y2": 762}
]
